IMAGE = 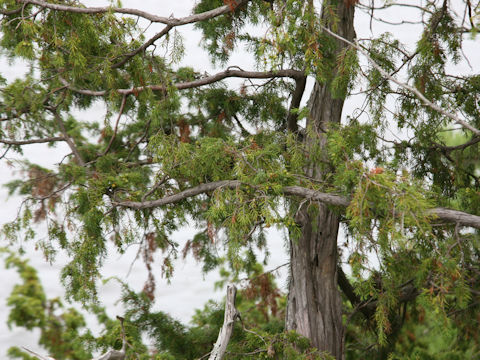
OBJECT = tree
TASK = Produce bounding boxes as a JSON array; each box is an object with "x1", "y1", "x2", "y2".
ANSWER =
[{"x1": 1, "y1": 0, "x2": 480, "y2": 359}]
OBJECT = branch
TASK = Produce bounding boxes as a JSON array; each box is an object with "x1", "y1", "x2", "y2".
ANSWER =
[
  {"x1": 425, "y1": 207, "x2": 480, "y2": 228},
  {"x1": 209, "y1": 284, "x2": 239, "y2": 360},
  {"x1": 53, "y1": 111, "x2": 86, "y2": 166},
  {"x1": 111, "y1": 25, "x2": 172, "y2": 69},
  {"x1": 175, "y1": 69, "x2": 304, "y2": 91},
  {"x1": 320, "y1": 26, "x2": 480, "y2": 137},
  {"x1": 61, "y1": 69, "x2": 304, "y2": 97},
  {"x1": 0, "y1": 136, "x2": 65, "y2": 145},
  {"x1": 114, "y1": 180, "x2": 241, "y2": 209},
  {"x1": 101, "y1": 94, "x2": 127, "y2": 156},
  {"x1": 115, "y1": 182, "x2": 480, "y2": 229},
  {"x1": 17, "y1": 0, "x2": 249, "y2": 25},
  {"x1": 337, "y1": 266, "x2": 374, "y2": 319},
  {"x1": 286, "y1": 75, "x2": 307, "y2": 133}
]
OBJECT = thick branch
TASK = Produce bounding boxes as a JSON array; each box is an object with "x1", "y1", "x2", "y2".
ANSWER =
[
  {"x1": 320, "y1": 26, "x2": 480, "y2": 136},
  {"x1": 115, "y1": 182, "x2": 480, "y2": 229},
  {"x1": 17, "y1": 0, "x2": 249, "y2": 25},
  {"x1": 286, "y1": 75, "x2": 307, "y2": 133},
  {"x1": 209, "y1": 284, "x2": 239, "y2": 360},
  {"x1": 426, "y1": 207, "x2": 480, "y2": 228},
  {"x1": 337, "y1": 266, "x2": 374, "y2": 319},
  {"x1": 62, "y1": 69, "x2": 304, "y2": 97}
]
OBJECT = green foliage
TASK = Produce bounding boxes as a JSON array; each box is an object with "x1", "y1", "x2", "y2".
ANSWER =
[
  {"x1": 2, "y1": 250, "x2": 333, "y2": 359},
  {"x1": 1, "y1": 0, "x2": 480, "y2": 359}
]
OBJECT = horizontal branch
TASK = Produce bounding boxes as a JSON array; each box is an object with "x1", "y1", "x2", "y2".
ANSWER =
[
  {"x1": 115, "y1": 181, "x2": 480, "y2": 229},
  {"x1": 0, "y1": 136, "x2": 65, "y2": 145},
  {"x1": 114, "y1": 180, "x2": 241, "y2": 209},
  {"x1": 61, "y1": 69, "x2": 304, "y2": 97},
  {"x1": 17, "y1": 0, "x2": 249, "y2": 26}
]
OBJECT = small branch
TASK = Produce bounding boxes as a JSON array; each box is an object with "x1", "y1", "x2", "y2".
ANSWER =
[
  {"x1": 320, "y1": 26, "x2": 480, "y2": 136},
  {"x1": 52, "y1": 111, "x2": 86, "y2": 166},
  {"x1": 209, "y1": 284, "x2": 239, "y2": 360},
  {"x1": 21, "y1": 348, "x2": 55, "y2": 360},
  {"x1": 0, "y1": 136, "x2": 65, "y2": 145},
  {"x1": 101, "y1": 94, "x2": 127, "y2": 156},
  {"x1": 112, "y1": 25, "x2": 173, "y2": 69}
]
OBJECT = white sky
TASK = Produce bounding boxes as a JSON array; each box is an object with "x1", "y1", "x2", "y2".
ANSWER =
[{"x1": 0, "y1": 0, "x2": 478, "y2": 355}]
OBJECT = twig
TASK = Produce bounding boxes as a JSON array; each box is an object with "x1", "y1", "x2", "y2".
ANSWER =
[
  {"x1": 320, "y1": 26, "x2": 480, "y2": 136},
  {"x1": 101, "y1": 94, "x2": 127, "y2": 156}
]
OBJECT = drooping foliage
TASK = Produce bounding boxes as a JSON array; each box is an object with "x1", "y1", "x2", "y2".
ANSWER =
[{"x1": 1, "y1": 0, "x2": 480, "y2": 358}]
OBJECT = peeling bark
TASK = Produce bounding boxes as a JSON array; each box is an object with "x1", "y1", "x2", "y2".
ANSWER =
[{"x1": 286, "y1": 1, "x2": 355, "y2": 359}]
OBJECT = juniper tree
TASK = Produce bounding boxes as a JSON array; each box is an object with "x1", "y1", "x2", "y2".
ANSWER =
[{"x1": 1, "y1": 0, "x2": 480, "y2": 359}]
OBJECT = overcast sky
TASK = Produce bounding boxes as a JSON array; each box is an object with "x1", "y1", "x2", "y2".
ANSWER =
[{"x1": 0, "y1": 0, "x2": 477, "y2": 355}]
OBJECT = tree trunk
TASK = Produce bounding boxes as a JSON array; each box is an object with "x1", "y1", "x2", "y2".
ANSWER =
[{"x1": 286, "y1": 2, "x2": 355, "y2": 359}]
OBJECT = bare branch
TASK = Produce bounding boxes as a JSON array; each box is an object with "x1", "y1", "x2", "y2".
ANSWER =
[
  {"x1": 61, "y1": 69, "x2": 304, "y2": 97},
  {"x1": 175, "y1": 69, "x2": 304, "y2": 90},
  {"x1": 0, "y1": 136, "x2": 65, "y2": 145},
  {"x1": 320, "y1": 26, "x2": 480, "y2": 136},
  {"x1": 21, "y1": 348, "x2": 55, "y2": 360},
  {"x1": 17, "y1": 0, "x2": 249, "y2": 25},
  {"x1": 114, "y1": 180, "x2": 241, "y2": 209}
]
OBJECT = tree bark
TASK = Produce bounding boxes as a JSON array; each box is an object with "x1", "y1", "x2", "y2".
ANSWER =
[{"x1": 286, "y1": 1, "x2": 355, "y2": 359}]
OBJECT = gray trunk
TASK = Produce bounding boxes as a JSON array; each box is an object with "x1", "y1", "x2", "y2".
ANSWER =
[{"x1": 286, "y1": 2, "x2": 355, "y2": 359}]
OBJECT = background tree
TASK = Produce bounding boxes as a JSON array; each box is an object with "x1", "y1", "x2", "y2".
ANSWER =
[{"x1": 1, "y1": 0, "x2": 480, "y2": 359}]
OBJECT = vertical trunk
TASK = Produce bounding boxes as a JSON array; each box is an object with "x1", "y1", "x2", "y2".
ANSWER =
[{"x1": 286, "y1": 2, "x2": 355, "y2": 359}]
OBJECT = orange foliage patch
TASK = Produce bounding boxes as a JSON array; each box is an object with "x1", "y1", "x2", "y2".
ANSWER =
[{"x1": 223, "y1": 0, "x2": 238, "y2": 12}]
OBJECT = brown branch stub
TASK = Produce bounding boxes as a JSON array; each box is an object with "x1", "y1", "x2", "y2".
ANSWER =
[{"x1": 209, "y1": 284, "x2": 239, "y2": 360}]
